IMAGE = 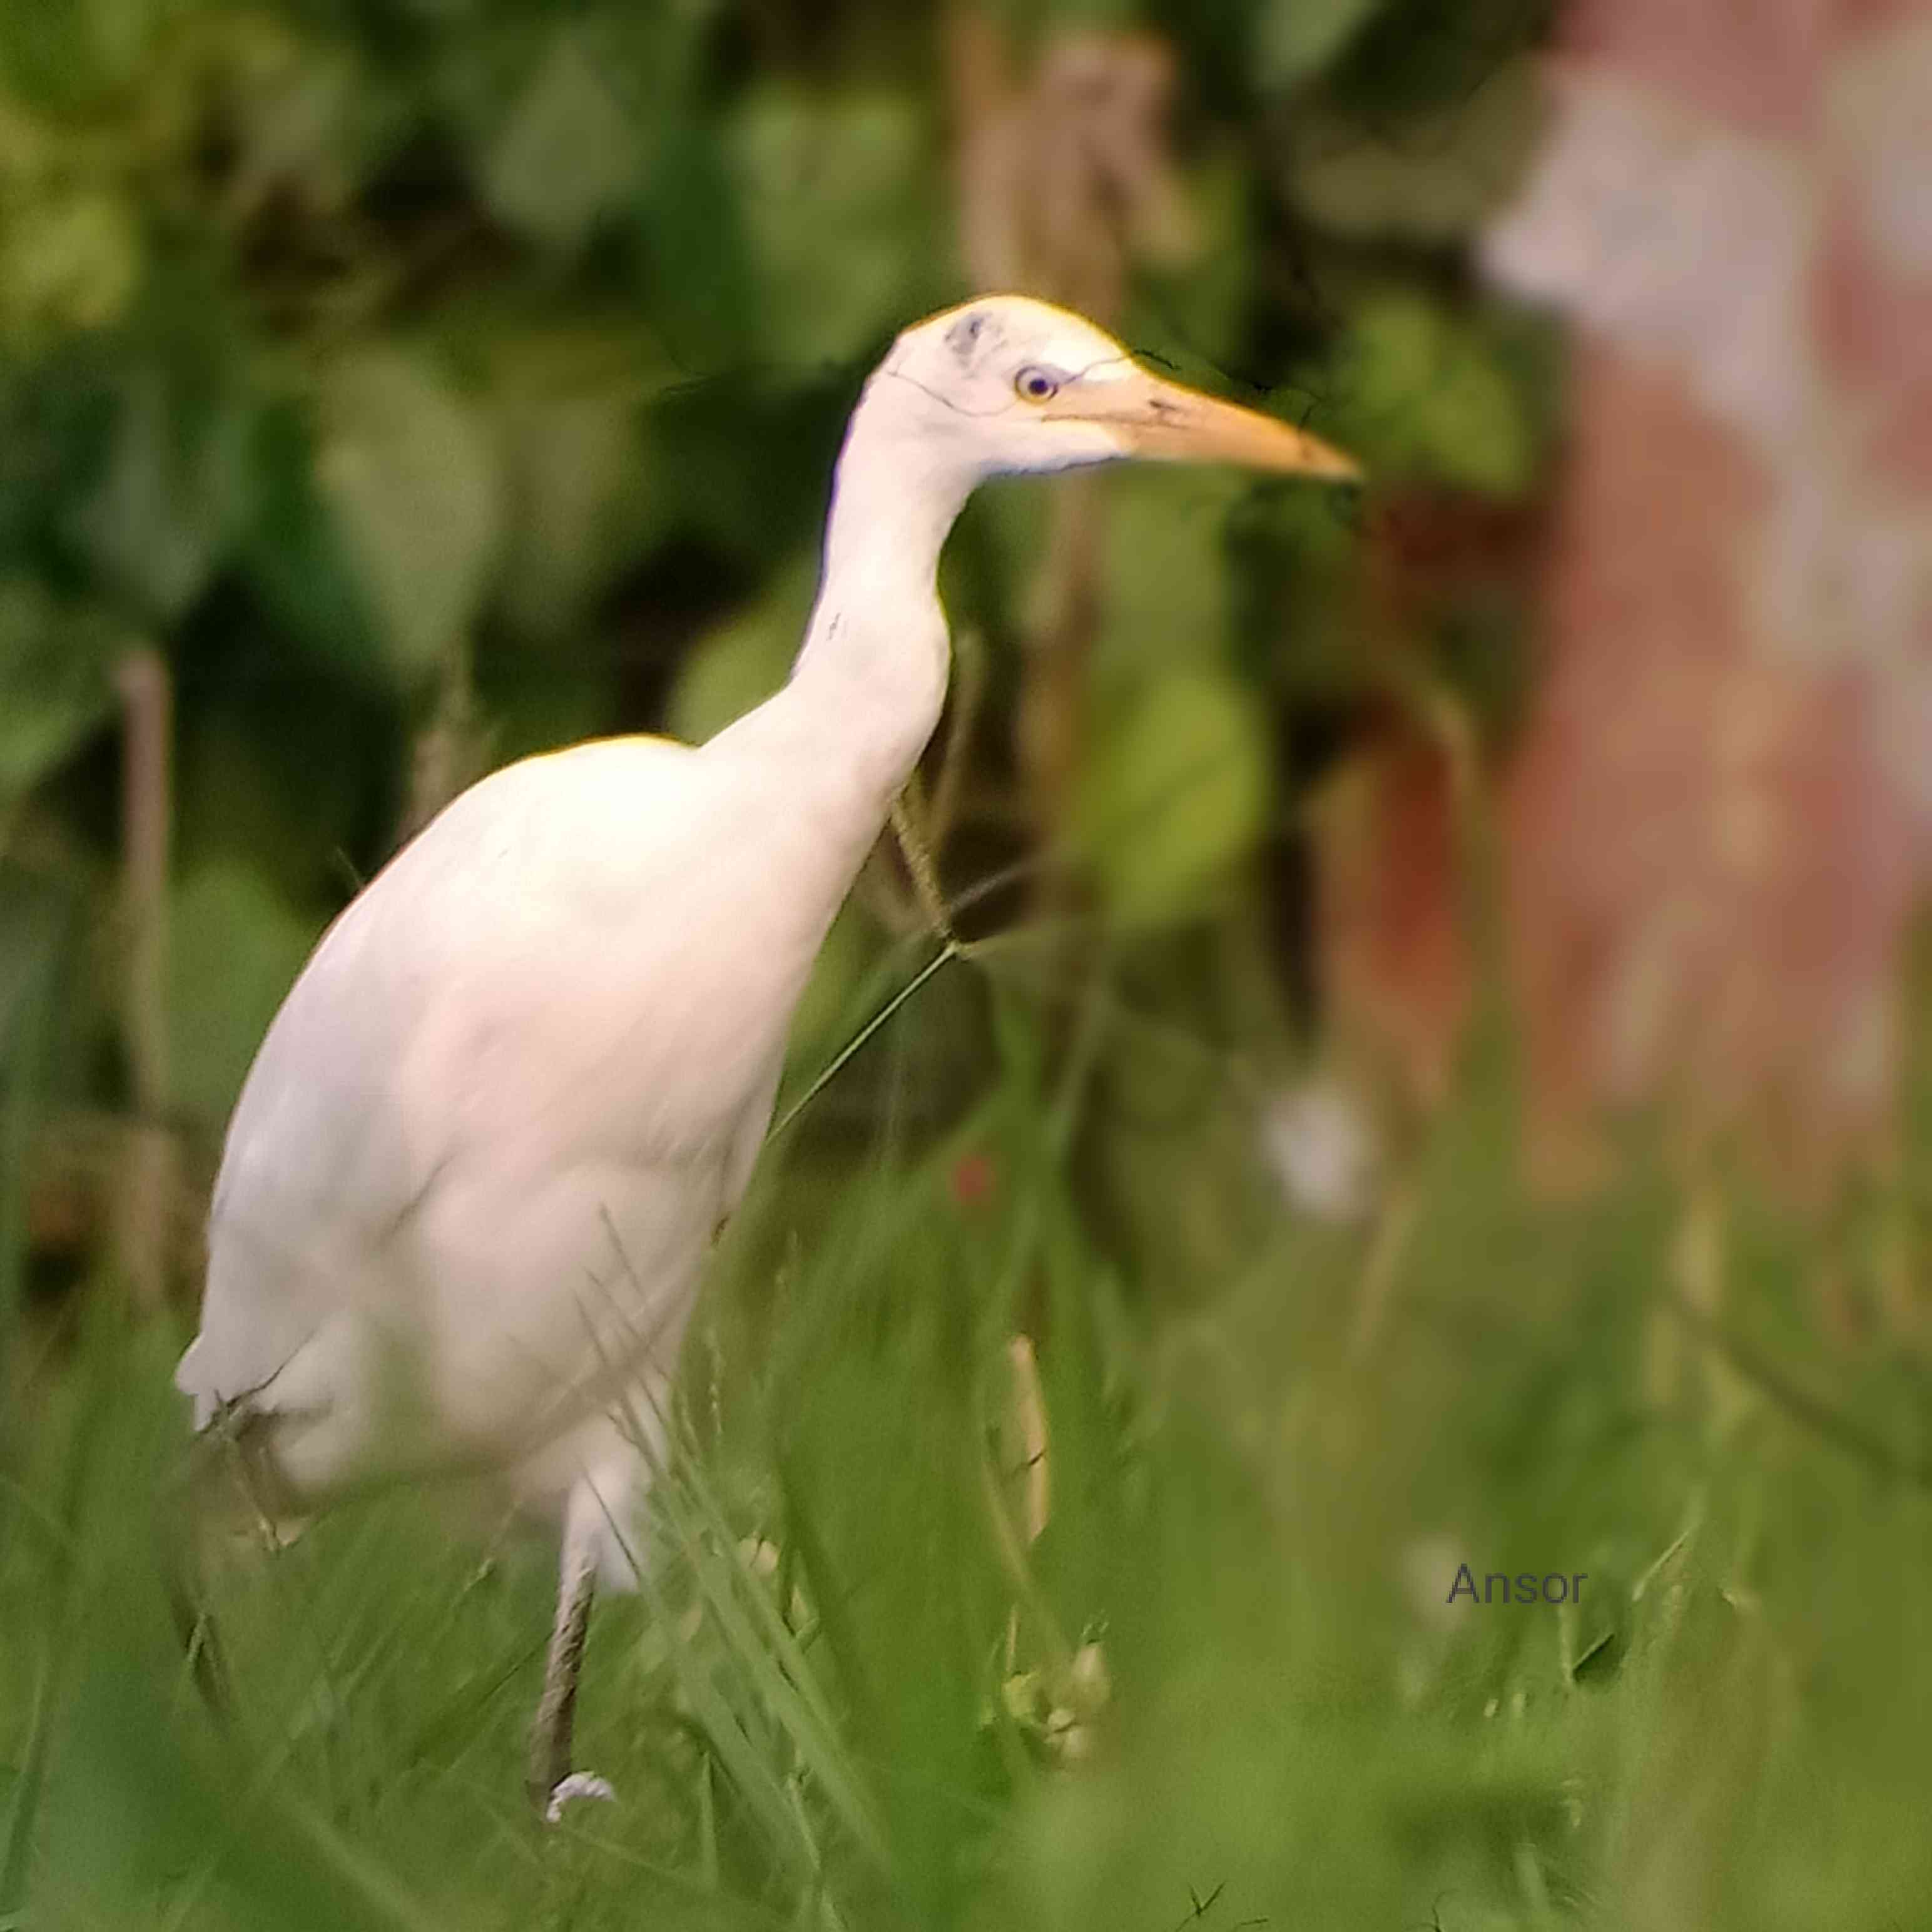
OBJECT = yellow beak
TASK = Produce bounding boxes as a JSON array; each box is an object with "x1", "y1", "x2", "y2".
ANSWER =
[{"x1": 1044, "y1": 367, "x2": 1359, "y2": 481}]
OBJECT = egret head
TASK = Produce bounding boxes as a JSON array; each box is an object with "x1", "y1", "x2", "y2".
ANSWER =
[{"x1": 866, "y1": 293, "x2": 1358, "y2": 487}]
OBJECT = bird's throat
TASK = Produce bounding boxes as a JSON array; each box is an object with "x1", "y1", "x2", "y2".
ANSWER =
[{"x1": 780, "y1": 412, "x2": 975, "y2": 844}]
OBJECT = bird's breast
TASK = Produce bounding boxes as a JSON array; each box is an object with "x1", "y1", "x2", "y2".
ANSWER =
[
  {"x1": 403, "y1": 892, "x2": 797, "y2": 1161},
  {"x1": 402, "y1": 1137, "x2": 725, "y2": 1462}
]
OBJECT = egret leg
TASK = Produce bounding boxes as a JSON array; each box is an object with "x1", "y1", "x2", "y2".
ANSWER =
[{"x1": 526, "y1": 1480, "x2": 616, "y2": 1820}]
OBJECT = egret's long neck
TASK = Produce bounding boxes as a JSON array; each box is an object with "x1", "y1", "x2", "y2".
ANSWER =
[{"x1": 778, "y1": 396, "x2": 974, "y2": 848}]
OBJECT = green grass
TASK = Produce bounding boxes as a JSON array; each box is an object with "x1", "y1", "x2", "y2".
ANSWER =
[{"x1": 4, "y1": 950, "x2": 1931, "y2": 1931}]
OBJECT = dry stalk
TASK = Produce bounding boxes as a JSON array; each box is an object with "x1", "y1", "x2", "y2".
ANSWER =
[{"x1": 115, "y1": 646, "x2": 175, "y2": 1309}]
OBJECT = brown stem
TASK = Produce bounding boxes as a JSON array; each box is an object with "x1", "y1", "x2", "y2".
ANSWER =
[{"x1": 116, "y1": 646, "x2": 174, "y2": 1309}]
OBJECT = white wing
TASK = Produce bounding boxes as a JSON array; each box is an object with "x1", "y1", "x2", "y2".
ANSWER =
[{"x1": 177, "y1": 726, "x2": 845, "y2": 1494}]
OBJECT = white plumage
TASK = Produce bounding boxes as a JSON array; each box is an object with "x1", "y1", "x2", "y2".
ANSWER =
[{"x1": 175, "y1": 294, "x2": 1355, "y2": 1811}]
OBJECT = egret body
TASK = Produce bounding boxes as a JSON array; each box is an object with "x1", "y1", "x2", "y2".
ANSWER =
[{"x1": 175, "y1": 295, "x2": 1355, "y2": 1813}]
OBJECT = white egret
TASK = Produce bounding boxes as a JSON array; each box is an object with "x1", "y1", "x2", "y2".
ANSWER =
[{"x1": 175, "y1": 294, "x2": 1356, "y2": 1816}]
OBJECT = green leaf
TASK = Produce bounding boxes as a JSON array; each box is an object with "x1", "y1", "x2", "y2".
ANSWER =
[
  {"x1": 235, "y1": 396, "x2": 386, "y2": 683},
  {"x1": 313, "y1": 350, "x2": 505, "y2": 685},
  {"x1": 665, "y1": 556, "x2": 816, "y2": 745},
  {"x1": 481, "y1": 29, "x2": 641, "y2": 252},
  {"x1": 1256, "y1": 0, "x2": 1388, "y2": 88},
  {"x1": 166, "y1": 861, "x2": 323, "y2": 1126},
  {"x1": 480, "y1": 324, "x2": 668, "y2": 642},
  {"x1": 499, "y1": 395, "x2": 646, "y2": 634},
  {"x1": 634, "y1": 114, "x2": 761, "y2": 368},
  {"x1": 726, "y1": 86, "x2": 938, "y2": 367},
  {"x1": 221, "y1": 29, "x2": 377, "y2": 220},
  {"x1": 0, "y1": 577, "x2": 119, "y2": 802},
  {"x1": 0, "y1": 0, "x2": 166, "y2": 108},
  {"x1": 1128, "y1": 151, "x2": 1254, "y2": 379},
  {"x1": 1326, "y1": 293, "x2": 1536, "y2": 496},
  {"x1": 68, "y1": 365, "x2": 249, "y2": 623},
  {"x1": 1570, "y1": 1625, "x2": 1623, "y2": 1685},
  {"x1": 1074, "y1": 666, "x2": 1273, "y2": 924},
  {"x1": 0, "y1": 188, "x2": 141, "y2": 348},
  {"x1": 1285, "y1": 55, "x2": 1545, "y2": 242},
  {"x1": 1094, "y1": 467, "x2": 1250, "y2": 691}
]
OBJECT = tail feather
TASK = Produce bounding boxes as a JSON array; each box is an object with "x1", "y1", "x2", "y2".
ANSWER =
[{"x1": 173, "y1": 1336, "x2": 218, "y2": 1430}]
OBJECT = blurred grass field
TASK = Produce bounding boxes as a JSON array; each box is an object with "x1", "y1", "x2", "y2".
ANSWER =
[{"x1": 4, "y1": 923, "x2": 1931, "y2": 1932}]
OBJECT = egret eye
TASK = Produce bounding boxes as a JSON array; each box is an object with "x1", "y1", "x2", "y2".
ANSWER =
[{"x1": 1014, "y1": 365, "x2": 1062, "y2": 403}]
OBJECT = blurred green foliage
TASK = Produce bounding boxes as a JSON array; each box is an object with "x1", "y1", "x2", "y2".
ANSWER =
[
  {"x1": 6, "y1": 1002, "x2": 1932, "y2": 1928},
  {"x1": 8, "y1": 0, "x2": 1927, "y2": 1928},
  {"x1": 0, "y1": 0, "x2": 1563, "y2": 1145}
]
